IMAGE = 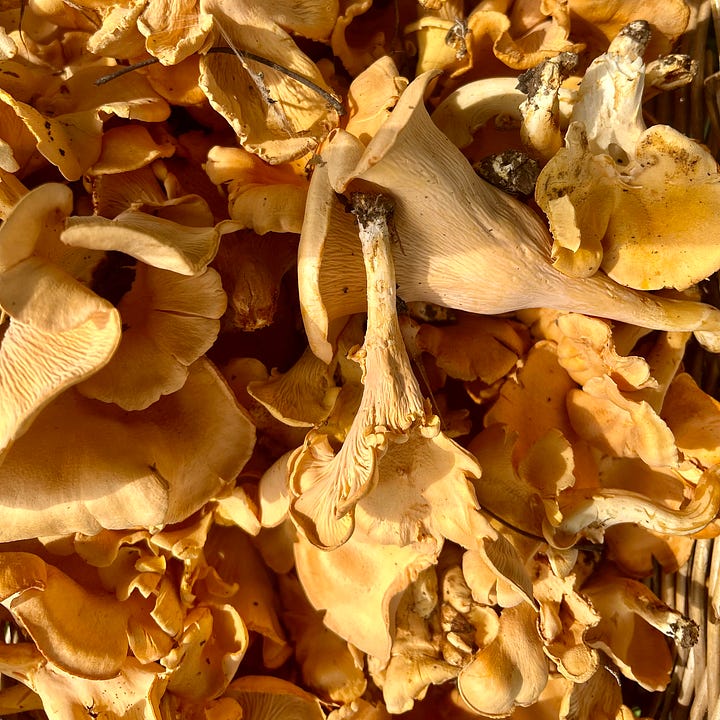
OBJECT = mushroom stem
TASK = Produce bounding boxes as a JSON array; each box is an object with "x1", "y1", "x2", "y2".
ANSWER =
[{"x1": 349, "y1": 192, "x2": 426, "y2": 422}]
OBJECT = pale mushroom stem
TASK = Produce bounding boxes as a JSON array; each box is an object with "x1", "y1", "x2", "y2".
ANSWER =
[
  {"x1": 349, "y1": 192, "x2": 426, "y2": 422},
  {"x1": 518, "y1": 52, "x2": 577, "y2": 161}
]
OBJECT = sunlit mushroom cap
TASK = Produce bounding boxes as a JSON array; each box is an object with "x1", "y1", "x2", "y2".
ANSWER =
[
  {"x1": 300, "y1": 71, "x2": 720, "y2": 362},
  {"x1": 0, "y1": 184, "x2": 121, "y2": 454},
  {"x1": 0, "y1": 359, "x2": 255, "y2": 540}
]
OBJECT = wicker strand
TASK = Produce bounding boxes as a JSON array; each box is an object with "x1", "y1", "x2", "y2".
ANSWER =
[
  {"x1": 705, "y1": 540, "x2": 720, "y2": 720},
  {"x1": 690, "y1": 540, "x2": 712, "y2": 720},
  {"x1": 674, "y1": 549, "x2": 695, "y2": 719}
]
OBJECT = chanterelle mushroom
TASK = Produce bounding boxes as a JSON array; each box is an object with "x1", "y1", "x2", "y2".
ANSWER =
[
  {"x1": 536, "y1": 21, "x2": 720, "y2": 291},
  {"x1": 299, "y1": 70, "x2": 720, "y2": 365},
  {"x1": 0, "y1": 183, "x2": 121, "y2": 454},
  {"x1": 289, "y1": 192, "x2": 436, "y2": 548}
]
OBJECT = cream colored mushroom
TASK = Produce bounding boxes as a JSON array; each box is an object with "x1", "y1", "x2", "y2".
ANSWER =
[
  {"x1": 299, "y1": 71, "x2": 720, "y2": 366},
  {"x1": 61, "y1": 208, "x2": 229, "y2": 276}
]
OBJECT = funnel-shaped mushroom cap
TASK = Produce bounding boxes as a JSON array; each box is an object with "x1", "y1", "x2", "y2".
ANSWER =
[{"x1": 299, "y1": 71, "x2": 720, "y2": 363}]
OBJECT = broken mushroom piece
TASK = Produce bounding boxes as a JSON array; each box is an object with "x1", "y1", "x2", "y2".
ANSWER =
[
  {"x1": 299, "y1": 70, "x2": 720, "y2": 367},
  {"x1": 517, "y1": 52, "x2": 578, "y2": 162},
  {"x1": 247, "y1": 346, "x2": 340, "y2": 428},
  {"x1": 545, "y1": 465, "x2": 720, "y2": 548}
]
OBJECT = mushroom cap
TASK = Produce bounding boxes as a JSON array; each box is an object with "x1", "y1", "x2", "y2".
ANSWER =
[
  {"x1": 457, "y1": 603, "x2": 548, "y2": 716},
  {"x1": 0, "y1": 359, "x2": 255, "y2": 540},
  {"x1": 198, "y1": 0, "x2": 339, "y2": 163}
]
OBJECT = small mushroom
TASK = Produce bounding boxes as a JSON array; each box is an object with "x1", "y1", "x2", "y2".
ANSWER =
[
  {"x1": 457, "y1": 603, "x2": 548, "y2": 716},
  {"x1": 205, "y1": 145, "x2": 308, "y2": 235},
  {"x1": 344, "y1": 56, "x2": 408, "y2": 145},
  {"x1": 88, "y1": 124, "x2": 175, "y2": 176},
  {"x1": 530, "y1": 554, "x2": 601, "y2": 683},
  {"x1": 583, "y1": 563, "x2": 698, "y2": 690},
  {"x1": 247, "y1": 346, "x2": 340, "y2": 427},
  {"x1": 162, "y1": 603, "x2": 249, "y2": 700}
]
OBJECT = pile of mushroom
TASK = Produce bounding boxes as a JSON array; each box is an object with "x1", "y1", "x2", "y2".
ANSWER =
[{"x1": 0, "y1": 1, "x2": 719, "y2": 719}]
